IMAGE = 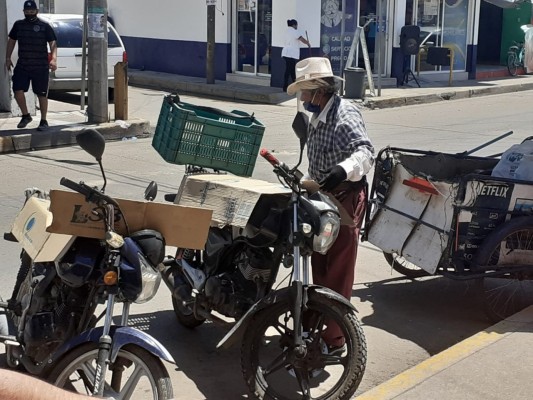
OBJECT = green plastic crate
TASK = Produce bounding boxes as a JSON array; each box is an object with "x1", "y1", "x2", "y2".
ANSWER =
[{"x1": 152, "y1": 95, "x2": 265, "y2": 177}]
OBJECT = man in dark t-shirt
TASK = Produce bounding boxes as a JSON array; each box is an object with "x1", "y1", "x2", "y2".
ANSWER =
[{"x1": 5, "y1": 0, "x2": 57, "y2": 131}]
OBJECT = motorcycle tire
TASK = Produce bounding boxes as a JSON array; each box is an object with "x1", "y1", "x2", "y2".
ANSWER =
[
  {"x1": 383, "y1": 251, "x2": 428, "y2": 279},
  {"x1": 241, "y1": 294, "x2": 367, "y2": 400},
  {"x1": 171, "y1": 296, "x2": 206, "y2": 329},
  {"x1": 46, "y1": 343, "x2": 173, "y2": 400}
]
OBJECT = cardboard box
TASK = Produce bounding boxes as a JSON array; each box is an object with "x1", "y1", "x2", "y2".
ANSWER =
[
  {"x1": 11, "y1": 197, "x2": 75, "y2": 262},
  {"x1": 47, "y1": 190, "x2": 212, "y2": 249},
  {"x1": 176, "y1": 174, "x2": 292, "y2": 228}
]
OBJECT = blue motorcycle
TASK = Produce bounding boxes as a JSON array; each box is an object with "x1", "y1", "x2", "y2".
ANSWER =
[{"x1": 2, "y1": 129, "x2": 174, "y2": 399}]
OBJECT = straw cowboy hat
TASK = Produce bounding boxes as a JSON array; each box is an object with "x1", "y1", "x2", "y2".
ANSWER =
[{"x1": 286, "y1": 57, "x2": 344, "y2": 95}]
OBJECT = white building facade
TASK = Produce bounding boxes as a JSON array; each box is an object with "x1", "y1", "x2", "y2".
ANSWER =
[{"x1": 3, "y1": 0, "x2": 484, "y2": 101}]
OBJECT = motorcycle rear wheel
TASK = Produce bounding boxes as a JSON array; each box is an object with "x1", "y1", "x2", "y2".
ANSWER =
[
  {"x1": 171, "y1": 296, "x2": 206, "y2": 329},
  {"x1": 46, "y1": 343, "x2": 173, "y2": 400},
  {"x1": 241, "y1": 295, "x2": 367, "y2": 400}
]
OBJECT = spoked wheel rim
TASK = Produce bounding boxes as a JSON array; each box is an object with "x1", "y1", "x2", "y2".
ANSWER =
[
  {"x1": 475, "y1": 221, "x2": 533, "y2": 322},
  {"x1": 243, "y1": 300, "x2": 366, "y2": 400},
  {"x1": 481, "y1": 272, "x2": 533, "y2": 322},
  {"x1": 53, "y1": 347, "x2": 161, "y2": 399}
]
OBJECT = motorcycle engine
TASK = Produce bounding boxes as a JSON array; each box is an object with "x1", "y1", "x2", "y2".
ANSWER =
[
  {"x1": 204, "y1": 246, "x2": 273, "y2": 318},
  {"x1": 17, "y1": 262, "x2": 90, "y2": 364}
]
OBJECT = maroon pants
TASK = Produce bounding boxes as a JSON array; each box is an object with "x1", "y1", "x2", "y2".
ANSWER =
[{"x1": 311, "y1": 181, "x2": 367, "y2": 347}]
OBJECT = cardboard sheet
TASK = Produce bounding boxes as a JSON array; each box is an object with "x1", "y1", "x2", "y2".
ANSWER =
[
  {"x1": 176, "y1": 174, "x2": 292, "y2": 228},
  {"x1": 47, "y1": 190, "x2": 212, "y2": 249}
]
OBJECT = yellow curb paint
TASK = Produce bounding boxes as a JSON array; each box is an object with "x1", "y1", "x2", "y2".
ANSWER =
[{"x1": 357, "y1": 318, "x2": 531, "y2": 400}]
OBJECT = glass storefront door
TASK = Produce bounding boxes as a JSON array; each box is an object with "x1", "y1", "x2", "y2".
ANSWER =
[
  {"x1": 236, "y1": 0, "x2": 272, "y2": 75},
  {"x1": 359, "y1": 0, "x2": 389, "y2": 75},
  {"x1": 415, "y1": 0, "x2": 468, "y2": 72}
]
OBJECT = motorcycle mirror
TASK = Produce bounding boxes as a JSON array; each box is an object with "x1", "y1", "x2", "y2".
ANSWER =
[
  {"x1": 292, "y1": 112, "x2": 309, "y2": 151},
  {"x1": 76, "y1": 129, "x2": 106, "y2": 161},
  {"x1": 144, "y1": 181, "x2": 158, "y2": 201},
  {"x1": 76, "y1": 129, "x2": 108, "y2": 192}
]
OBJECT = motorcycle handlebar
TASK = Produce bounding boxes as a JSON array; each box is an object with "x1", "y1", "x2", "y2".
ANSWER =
[
  {"x1": 260, "y1": 148, "x2": 280, "y2": 167},
  {"x1": 60, "y1": 177, "x2": 118, "y2": 207}
]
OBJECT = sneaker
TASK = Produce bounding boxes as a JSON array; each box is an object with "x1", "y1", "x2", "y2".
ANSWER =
[
  {"x1": 37, "y1": 120, "x2": 49, "y2": 131},
  {"x1": 327, "y1": 343, "x2": 347, "y2": 357},
  {"x1": 17, "y1": 114, "x2": 32, "y2": 129}
]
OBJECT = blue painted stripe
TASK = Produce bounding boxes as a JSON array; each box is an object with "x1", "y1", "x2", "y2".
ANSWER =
[{"x1": 121, "y1": 36, "x2": 231, "y2": 80}]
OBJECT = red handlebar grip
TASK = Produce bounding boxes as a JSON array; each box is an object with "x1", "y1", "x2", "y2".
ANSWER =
[{"x1": 260, "y1": 148, "x2": 279, "y2": 166}]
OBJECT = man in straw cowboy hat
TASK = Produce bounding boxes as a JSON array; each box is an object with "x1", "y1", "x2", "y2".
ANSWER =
[{"x1": 287, "y1": 57, "x2": 374, "y2": 354}]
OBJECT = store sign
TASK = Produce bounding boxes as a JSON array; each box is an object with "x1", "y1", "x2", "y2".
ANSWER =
[
  {"x1": 206, "y1": 0, "x2": 217, "y2": 5},
  {"x1": 320, "y1": 0, "x2": 358, "y2": 75}
]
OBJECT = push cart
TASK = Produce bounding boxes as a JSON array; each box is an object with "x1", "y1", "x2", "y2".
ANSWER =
[{"x1": 363, "y1": 143, "x2": 533, "y2": 322}]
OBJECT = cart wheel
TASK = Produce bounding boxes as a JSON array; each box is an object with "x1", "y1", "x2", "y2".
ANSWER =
[
  {"x1": 383, "y1": 252, "x2": 429, "y2": 279},
  {"x1": 473, "y1": 217, "x2": 533, "y2": 323}
]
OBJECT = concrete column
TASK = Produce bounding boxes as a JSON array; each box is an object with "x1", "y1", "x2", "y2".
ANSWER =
[{"x1": 87, "y1": 0, "x2": 108, "y2": 123}]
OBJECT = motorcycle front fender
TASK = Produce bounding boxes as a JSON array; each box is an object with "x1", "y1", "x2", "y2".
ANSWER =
[
  {"x1": 49, "y1": 326, "x2": 175, "y2": 365},
  {"x1": 216, "y1": 285, "x2": 357, "y2": 349}
]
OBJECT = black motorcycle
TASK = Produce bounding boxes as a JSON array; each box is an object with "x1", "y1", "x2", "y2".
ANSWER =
[
  {"x1": 2, "y1": 129, "x2": 174, "y2": 399},
  {"x1": 161, "y1": 114, "x2": 367, "y2": 399}
]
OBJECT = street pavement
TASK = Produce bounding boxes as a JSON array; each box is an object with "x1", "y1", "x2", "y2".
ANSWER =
[{"x1": 2, "y1": 70, "x2": 533, "y2": 399}]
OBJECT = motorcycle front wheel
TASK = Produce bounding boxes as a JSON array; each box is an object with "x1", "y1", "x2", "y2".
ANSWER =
[
  {"x1": 46, "y1": 343, "x2": 173, "y2": 400},
  {"x1": 241, "y1": 295, "x2": 367, "y2": 400}
]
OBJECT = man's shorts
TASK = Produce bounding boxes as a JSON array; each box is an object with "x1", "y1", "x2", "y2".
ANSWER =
[{"x1": 12, "y1": 66, "x2": 50, "y2": 97}]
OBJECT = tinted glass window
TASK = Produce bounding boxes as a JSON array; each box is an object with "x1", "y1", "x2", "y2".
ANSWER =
[{"x1": 50, "y1": 19, "x2": 122, "y2": 48}]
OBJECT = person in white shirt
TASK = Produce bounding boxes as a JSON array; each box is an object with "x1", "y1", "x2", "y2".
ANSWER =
[{"x1": 281, "y1": 19, "x2": 310, "y2": 92}]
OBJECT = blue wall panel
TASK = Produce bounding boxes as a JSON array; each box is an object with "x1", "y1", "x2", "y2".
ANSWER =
[{"x1": 121, "y1": 36, "x2": 231, "y2": 80}]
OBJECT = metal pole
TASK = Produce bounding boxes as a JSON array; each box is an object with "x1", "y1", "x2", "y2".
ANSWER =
[
  {"x1": 206, "y1": 4, "x2": 215, "y2": 84},
  {"x1": 81, "y1": 0, "x2": 88, "y2": 110},
  {"x1": 339, "y1": 0, "x2": 347, "y2": 77},
  {"x1": 87, "y1": 0, "x2": 108, "y2": 123},
  {"x1": 376, "y1": 0, "x2": 383, "y2": 96}
]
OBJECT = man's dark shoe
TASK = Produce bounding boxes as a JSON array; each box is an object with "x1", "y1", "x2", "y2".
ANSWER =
[
  {"x1": 17, "y1": 114, "x2": 33, "y2": 129},
  {"x1": 37, "y1": 120, "x2": 49, "y2": 131}
]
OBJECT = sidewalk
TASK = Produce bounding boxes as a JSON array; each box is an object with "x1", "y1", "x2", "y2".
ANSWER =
[
  {"x1": 127, "y1": 68, "x2": 533, "y2": 109},
  {"x1": 1, "y1": 69, "x2": 533, "y2": 155},
  {"x1": 0, "y1": 102, "x2": 150, "y2": 154},
  {"x1": 358, "y1": 305, "x2": 533, "y2": 400}
]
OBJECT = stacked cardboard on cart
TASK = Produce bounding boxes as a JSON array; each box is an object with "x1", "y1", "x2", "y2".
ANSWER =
[{"x1": 175, "y1": 174, "x2": 291, "y2": 228}]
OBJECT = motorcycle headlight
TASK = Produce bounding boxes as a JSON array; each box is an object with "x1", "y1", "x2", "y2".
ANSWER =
[
  {"x1": 135, "y1": 254, "x2": 162, "y2": 304},
  {"x1": 312, "y1": 211, "x2": 341, "y2": 255}
]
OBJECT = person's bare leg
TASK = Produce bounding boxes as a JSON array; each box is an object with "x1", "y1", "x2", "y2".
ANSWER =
[
  {"x1": 14, "y1": 90, "x2": 29, "y2": 115},
  {"x1": 37, "y1": 95, "x2": 48, "y2": 121}
]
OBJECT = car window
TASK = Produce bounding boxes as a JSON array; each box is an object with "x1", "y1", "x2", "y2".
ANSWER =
[{"x1": 50, "y1": 19, "x2": 122, "y2": 48}]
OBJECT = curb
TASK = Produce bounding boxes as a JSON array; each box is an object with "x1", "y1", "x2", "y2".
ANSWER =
[
  {"x1": 129, "y1": 70, "x2": 290, "y2": 105},
  {"x1": 0, "y1": 119, "x2": 151, "y2": 154},
  {"x1": 364, "y1": 81, "x2": 533, "y2": 109},
  {"x1": 357, "y1": 306, "x2": 533, "y2": 399}
]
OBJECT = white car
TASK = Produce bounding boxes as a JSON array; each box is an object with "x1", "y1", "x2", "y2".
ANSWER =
[{"x1": 39, "y1": 13, "x2": 127, "y2": 94}]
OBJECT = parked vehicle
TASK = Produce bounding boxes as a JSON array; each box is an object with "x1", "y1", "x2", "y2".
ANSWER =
[
  {"x1": 158, "y1": 113, "x2": 367, "y2": 400},
  {"x1": 507, "y1": 24, "x2": 532, "y2": 76},
  {"x1": 39, "y1": 14, "x2": 127, "y2": 95},
  {"x1": 507, "y1": 40, "x2": 524, "y2": 76},
  {"x1": 2, "y1": 129, "x2": 173, "y2": 399},
  {"x1": 363, "y1": 134, "x2": 533, "y2": 323}
]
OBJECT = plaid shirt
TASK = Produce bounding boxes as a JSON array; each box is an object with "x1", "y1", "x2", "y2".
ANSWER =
[{"x1": 307, "y1": 95, "x2": 374, "y2": 183}]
